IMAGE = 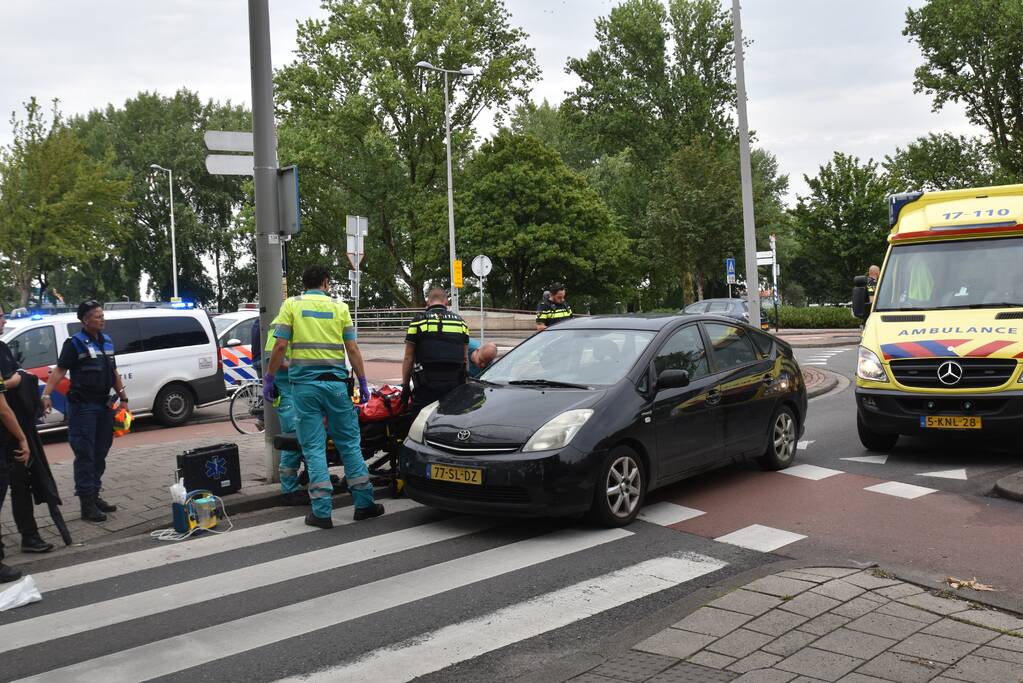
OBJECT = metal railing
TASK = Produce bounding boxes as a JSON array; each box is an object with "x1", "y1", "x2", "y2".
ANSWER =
[{"x1": 354, "y1": 307, "x2": 536, "y2": 332}]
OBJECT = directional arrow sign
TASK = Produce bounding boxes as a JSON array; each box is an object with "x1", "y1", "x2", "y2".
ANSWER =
[
  {"x1": 206, "y1": 154, "x2": 254, "y2": 176},
  {"x1": 204, "y1": 130, "x2": 254, "y2": 153}
]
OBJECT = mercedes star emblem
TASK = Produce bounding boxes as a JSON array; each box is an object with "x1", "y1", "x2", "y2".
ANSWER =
[
  {"x1": 456, "y1": 429, "x2": 472, "y2": 441},
  {"x1": 937, "y1": 361, "x2": 964, "y2": 386}
]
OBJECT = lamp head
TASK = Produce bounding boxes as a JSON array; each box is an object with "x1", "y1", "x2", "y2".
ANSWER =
[
  {"x1": 459, "y1": 67, "x2": 476, "y2": 76},
  {"x1": 415, "y1": 61, "x2": 435, "y2": 70}
]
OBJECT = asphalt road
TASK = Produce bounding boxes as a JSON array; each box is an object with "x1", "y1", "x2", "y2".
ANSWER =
[{"x1": 6, "y1": 346, "x2": 1022, "y2": 681}]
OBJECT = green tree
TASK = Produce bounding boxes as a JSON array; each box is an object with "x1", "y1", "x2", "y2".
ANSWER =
[
  {"x1": 646, "y1": 141, "x2": 788, "y2": 305},
  {"x1": 0, "y1": 99, "x2": 131, "y2": 306},
  {"x1": 565, "y1": 0, "x2": 735, "y2": 170},
  {"x1": 73, "y1": 90, "x2": 251, "y2": 306},
  {"x1": 884, "y1": 133, "x2": 1003, "y2": 192},
  {"x1": 509, "y1": 99, "x2": 597, "y2": 171},
  {"x1": 275, "y1": 0, "x2": 539, "y2": 307},
  {"x1": 457, "y1": 131, "x2": 629, "y2": 310},
  {"x1": 789, "y1": 153, "x2": 892, "y2": 304},
  {"x1": 905, "y1": 0, "x2": 1023, "y2": 177}
]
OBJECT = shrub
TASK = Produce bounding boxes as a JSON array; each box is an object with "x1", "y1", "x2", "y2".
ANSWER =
[{"x1": 773, "y1": 305, "x2": 860, "y2": 329}]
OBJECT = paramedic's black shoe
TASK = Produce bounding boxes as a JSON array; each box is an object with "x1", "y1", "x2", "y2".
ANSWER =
[
  {"x1": 95, "y1": 497, "x2": 117, "y2": 513},
  {"x1": 20, "y1": 533, "x2": 54, "y2": 554},
  {"x1": 304, "y1": 513, "x2": 333, "y2": 530},
  {"x1": 281, "y1": 491, "x2": 308, "y2": 506},
  {"x1": 353, "y1": 503, "x2": 385, "y2": 521},
  {"x1": 80, "y1": 496, "x2": 107, "y2": 523},
  {"x1": 0, "y1": 563, "x2": 21, "y2": 583}
]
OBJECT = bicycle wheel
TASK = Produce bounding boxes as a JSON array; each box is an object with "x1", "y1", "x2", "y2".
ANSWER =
[{"x1": 230, "y1": 383, "x2": 265, "y2": 434}]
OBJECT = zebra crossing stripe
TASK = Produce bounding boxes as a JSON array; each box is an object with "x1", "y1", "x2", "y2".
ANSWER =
[
  {"x1": 0, "y1": 515, "x2": 495, "y2": 655},
  {"x1": 15, "y1": 527, "x2": 632, "y2": 683},
  {"x1": 285, "y1": 553, "x2": 729, "y2": 683},
  {"x1": 33, "y1": 498, "x2": 423, "y2": 593}
]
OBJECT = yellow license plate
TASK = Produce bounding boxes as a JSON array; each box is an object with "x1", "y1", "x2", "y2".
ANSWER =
[
  {"x1": 429, "y1": 464, "x2": 482, "y2": 485},
  {"x1": 921, "y1": 415, "x2": 982, "y2": 430}
]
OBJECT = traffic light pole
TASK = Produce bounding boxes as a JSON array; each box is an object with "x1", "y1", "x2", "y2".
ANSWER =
[{"x1": 249, "y1": 0, "x2": 284, "y2": 482}]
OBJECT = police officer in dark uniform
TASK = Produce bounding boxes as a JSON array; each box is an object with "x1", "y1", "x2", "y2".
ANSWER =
[
  {"x1": 535, "y1": 282, "x2": 573, "y2": 331},
  {"x1": 401, "y1": 288, "x2": 470, "y2": 420},
  {"x1": 0, "y1": 372, "x2": 31, "y2": 582},
  {"x1": 41, "y1": 300, "x2": 128, "y2": 523}
]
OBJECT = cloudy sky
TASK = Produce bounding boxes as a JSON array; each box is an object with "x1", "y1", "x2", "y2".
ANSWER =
[{"x1": 0, "y1": 1, "x2": 979, "y2": 202}]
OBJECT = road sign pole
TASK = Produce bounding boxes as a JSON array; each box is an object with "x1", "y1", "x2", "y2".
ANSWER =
[
  {"x1": 249, "y1": 0, "x2": 284, "y2": 483},
  {"x1": 480, "y1": 275, "x2": 485, "y2": 341},
  {"x1": 732, "y1": 0, "x2": 760, "y2": 329}
]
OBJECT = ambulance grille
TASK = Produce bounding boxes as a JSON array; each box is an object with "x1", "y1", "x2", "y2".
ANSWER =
[
  {"x1": 890, "y1": 358, "x2": 1017, "y2": 389},
  {"x1": 881, "y1": 314, "x2": 925, "y2": 322},
  {"x1": 995, "y1": 311, "x2": 1023, "y2": 320}
]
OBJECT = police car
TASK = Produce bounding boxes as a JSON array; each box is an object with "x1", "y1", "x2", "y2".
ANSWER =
[
  {"x1": 852, "y1": 183, "x2": 1023, "y2": 449},
  {"x1": 213, "y1": 306, "x2": 260, "y2": 389},
  {"x1": 1, "y1": 305, "x2": 226, "y2": 429}
]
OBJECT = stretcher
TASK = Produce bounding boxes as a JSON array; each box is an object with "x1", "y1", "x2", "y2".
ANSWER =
[{"x1": 272, "y1": 389, "x2": 410, "y2": 498}]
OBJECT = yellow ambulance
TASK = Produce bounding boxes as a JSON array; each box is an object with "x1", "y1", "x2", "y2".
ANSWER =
[{"x1": 852, "y1": 183, "x2": 1023, "y2": 450}]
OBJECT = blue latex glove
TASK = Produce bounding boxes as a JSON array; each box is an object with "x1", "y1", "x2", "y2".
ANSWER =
[
  {"x1": 262, "y1": 373, "x2": 275, "y2": 402},
  {"x1": 359, "y1": 376, "x2": 370, "y2": 404}
]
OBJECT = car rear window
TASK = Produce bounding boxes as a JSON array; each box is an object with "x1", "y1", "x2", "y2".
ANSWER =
[{"x1": 748, "y1": 329, "x2": 775, "y2": 357}]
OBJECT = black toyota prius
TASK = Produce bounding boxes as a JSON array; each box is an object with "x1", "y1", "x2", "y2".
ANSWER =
[{"x1": 399, "y1": 314, "x2": 807, "y2": 526}]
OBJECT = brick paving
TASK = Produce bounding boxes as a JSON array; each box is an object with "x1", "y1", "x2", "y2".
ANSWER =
[{"x1": 567, "y1": 568, "x2": 1023, "y2": 683}]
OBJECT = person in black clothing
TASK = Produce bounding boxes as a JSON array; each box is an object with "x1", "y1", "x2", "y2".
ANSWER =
[
  {"x1": 41, "y1": 300, "x2": 128, "y2": 523},
  {"x1": 401, "y1": 288, "x2": 470, "y2": 420},
  {"x1": 0, "y1": 305, "x2": 52, "y2": 553},
  {"x1": 535, "y1": 282, "x2": 573, "y2": 331},
  {"x1": 0, "y1": 371, "x2": 32, "y2": 582}
]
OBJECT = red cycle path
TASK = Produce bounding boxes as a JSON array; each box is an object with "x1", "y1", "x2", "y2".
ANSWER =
[{"x1": 656, "y1": 467, "x2": 1023, "y2": 595}]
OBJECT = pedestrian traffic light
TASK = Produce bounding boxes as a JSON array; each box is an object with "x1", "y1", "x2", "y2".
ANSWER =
[{"x1": 453, "y1": 259, "x2": 463, "y2": 289}]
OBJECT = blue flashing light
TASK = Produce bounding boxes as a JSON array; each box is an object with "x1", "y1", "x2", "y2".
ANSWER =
[{"x1": 30, "y1": 314, "x2": 44, "y2": 321}]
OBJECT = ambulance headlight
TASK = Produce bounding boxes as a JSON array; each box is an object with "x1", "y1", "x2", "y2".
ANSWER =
[
  {"x1": 857, "y1": 346, "x2": 888, "y2": 382},
  {"x1": 407, "y1": 401, "x2": 439, "y2": 444}
]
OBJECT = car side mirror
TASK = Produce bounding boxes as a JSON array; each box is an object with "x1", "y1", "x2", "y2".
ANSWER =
[
  {"x1": 851, "y1": 276, "x2": 869, "y2": 320},
  {"x1": 657, "y1": 369, "x2": 690, "y2": 391},
  {"x1": 225, "y1": 338, "x2": 242, "y2": 347}
]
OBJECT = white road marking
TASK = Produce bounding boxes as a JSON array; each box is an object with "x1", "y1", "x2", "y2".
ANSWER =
[
  {"x1": 917, "y1": 469, "x2": 968, "y2": 481},
  {"x1": 797, "y1": 440, "x2": 815, "y2": 450},
  {"x1": 714, "y1": 524, "x2": 806, "y2": 553},
  {"x1": 16, "y1": 527, "x2": 632, "y2": 683},
  {"x1": 780, "y1": 464, "x2": 844, "y2": 481},
  {"x1": 283, "y1": 554, "x2": 729, "y2": 683},
  {"x1": 33, "y1": 498, "x2": 423, "y2": 593},
  {"x1": 841, "y1": 455, "x2": 889, "y2": 465},
  {"x1": 864, "y1": 481, "x2": 937, "y2": 499},
  {"x1": 638, "y1": 502, "x2": 705, "y2": 526},
  {"x1": 0, "y1": 516, "x2": 496, "y2": 655}
]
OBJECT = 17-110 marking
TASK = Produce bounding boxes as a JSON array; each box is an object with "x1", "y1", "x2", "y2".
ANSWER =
[{"x1": 943, "y1": 208, "x2": 1010, "y2": 220}]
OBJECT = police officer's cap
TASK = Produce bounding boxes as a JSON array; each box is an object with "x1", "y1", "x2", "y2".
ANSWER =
[{"x1": 77, "y1": 299, "x2": 102, "y2": 320}]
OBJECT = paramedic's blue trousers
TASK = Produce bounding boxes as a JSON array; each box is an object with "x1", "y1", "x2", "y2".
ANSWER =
[{"x1": 291, "y1": 380, "x2": 374, "y2": 518}]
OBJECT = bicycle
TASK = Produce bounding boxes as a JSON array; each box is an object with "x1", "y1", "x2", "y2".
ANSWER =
[{"x1": 229, "y1": 379, "x2": 265, "y2": 434}]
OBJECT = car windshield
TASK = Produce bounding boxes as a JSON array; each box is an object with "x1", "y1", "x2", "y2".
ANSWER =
[
  {"x1": 875, "y1": 237, "x2": 1023, "y2": 311},
  {"x1": 214, "y1": 316, "x2": 239, "y2": 336},
  {"x1": 483, "y1": 328, "x2": 656, "y2": 387}
]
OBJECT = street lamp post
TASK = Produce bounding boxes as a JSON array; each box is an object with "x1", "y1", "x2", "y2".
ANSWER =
[
  {"x1": 415, "y1": 61, "x2": 475, "y2": 313},
  {"x1": 150, "y1": 164, "x2": 179, "y2": 301}
]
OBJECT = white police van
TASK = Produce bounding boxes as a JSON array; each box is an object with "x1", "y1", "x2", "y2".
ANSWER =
[
  {"x1": 2, "y1": 307, "x2": 226, "y2": 429},
  {"x1": 213, "y1": 307, "x2": 260, "y2": 389}
]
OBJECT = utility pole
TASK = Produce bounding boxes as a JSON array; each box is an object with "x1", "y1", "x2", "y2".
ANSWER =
[
  {"x1": 249, "y1": 0, "x2": 284, "y2": 482},
  {"x1": 732, "y1": 0, "x2": 760, "y2": 329}
]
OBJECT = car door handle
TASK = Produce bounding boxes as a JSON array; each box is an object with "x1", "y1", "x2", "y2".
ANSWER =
[{"x1": 706, "y1": 389, "x2": 721, "y2": 406}]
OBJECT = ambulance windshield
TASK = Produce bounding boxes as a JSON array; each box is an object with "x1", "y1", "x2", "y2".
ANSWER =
[{"x1": 875, "y1": 237, "x2": 1023, "y2": 311}]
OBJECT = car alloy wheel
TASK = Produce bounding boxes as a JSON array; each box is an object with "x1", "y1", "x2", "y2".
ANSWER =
[
  {"x1": 773, "y1": 411, "x2": 796, "y2": 462},
  {"x1": 606, "y1": 454, "x2": 642, "y2": 519}
]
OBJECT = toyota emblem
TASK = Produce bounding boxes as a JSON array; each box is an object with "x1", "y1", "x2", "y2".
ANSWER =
[
  {"x1": 937, "y1": 361, "x2": 964, "y2": 386},
  {"x1": 456, "y1": 429, "x2": 472, "y2": 441}
]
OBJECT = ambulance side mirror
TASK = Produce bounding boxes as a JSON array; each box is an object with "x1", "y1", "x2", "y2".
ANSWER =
[{"x1": 851, "y1": 276, "x2": 869, "y2": 320}]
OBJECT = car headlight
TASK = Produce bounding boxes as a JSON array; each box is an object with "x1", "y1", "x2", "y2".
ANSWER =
[
  {"x1": 857, "y1": 346, "x2": 888, "y2": 382},
  {"x1": 522, "y1": 409, "x2": 594, "y2": 453},
  {"x1": 407, "y1": 401, "x2": 439, "y2": 444}
]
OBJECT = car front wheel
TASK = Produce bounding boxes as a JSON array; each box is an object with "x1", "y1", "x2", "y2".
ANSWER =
[
  {"x1": 588, "y1": 447, "x2": 646, "y2": 527},
  {"x1": 758, "y1": 405, "x2": 798, "y2": 470},
  {"x1": 857, "y1": 413, "x2": 898, "y2": 452}
]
